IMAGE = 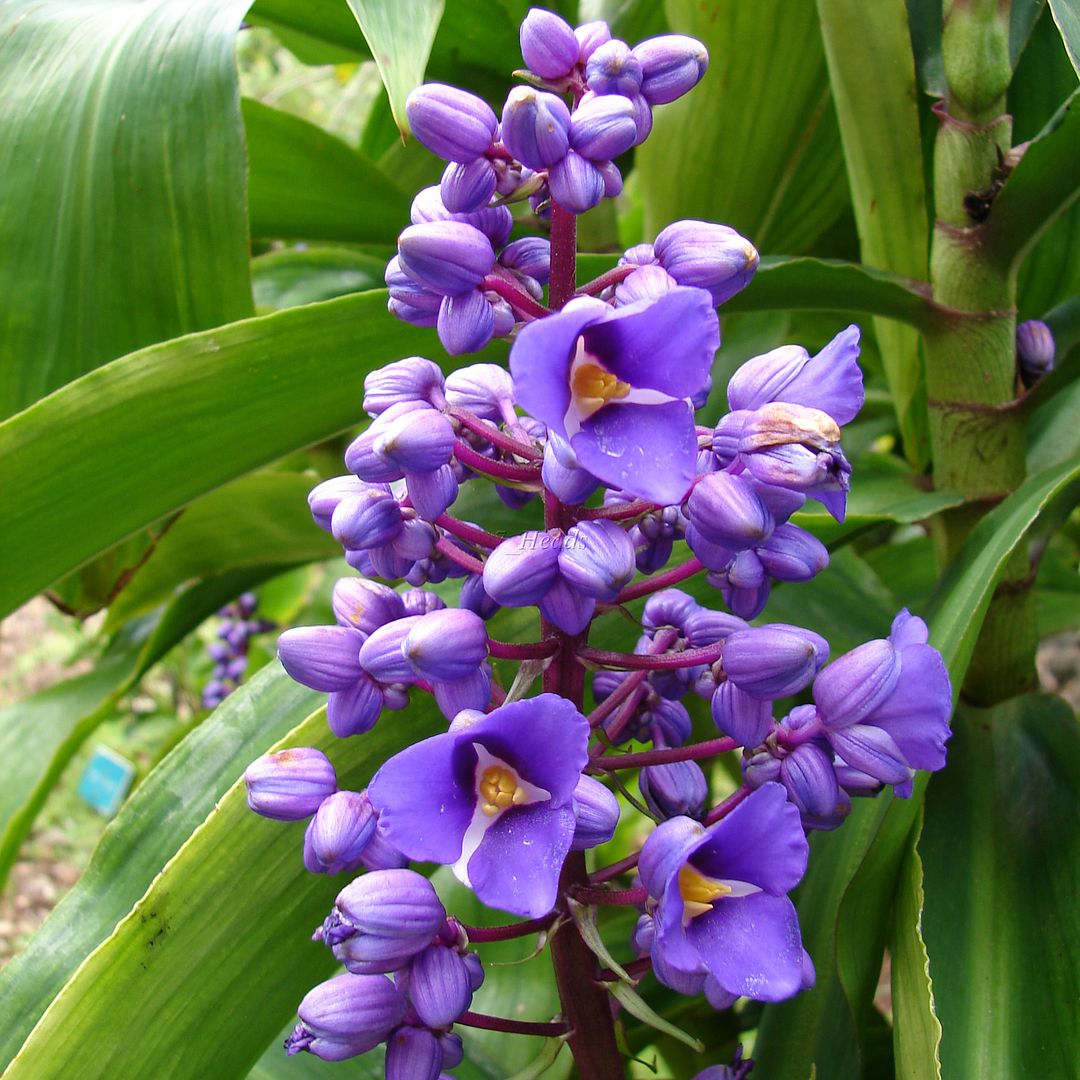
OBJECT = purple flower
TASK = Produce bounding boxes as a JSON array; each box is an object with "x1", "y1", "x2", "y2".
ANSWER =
[
  {"x1": 586, "y1": 39, "x2": 643, "y2": 96},
  {"x1": 633, "y1": 35, "x2": 709, "y2": 105},
  {"x1": 303, "y1": 790, "x2": 377, "y2": 874},
  {"x1": 244, "y1": 748, "x2": 337, "y2": 821},
  {"x1": 510, "y1": 289, "x2": 719, "y2": 503},
  {"x1": 639, "y1": 783, "x2": 809, "y2": 1002},
  {"x1": 500, "y1": 87, "x2": 571, "y2": 171},
  {"x1": 1016, "y1": 319, "x2": 1055, "y2": 386},
  {"x1": 406, "y1": 84, "x2": 497, "y2": 163},
  {"x1": 369, "y1": 695, "x2": 589, "y2": 917},
  {"x1": 519, "y1": 7, "x2": 579, "y2": 79}
]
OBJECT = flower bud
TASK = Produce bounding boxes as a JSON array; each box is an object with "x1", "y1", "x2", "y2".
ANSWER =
[
  {"x1": 373, "y1": 407, "x2": 456, "y2": 474},
  {"x1": 440, "y1": 1030, "x2": 466, "y2": 1068},
  {"x1": 711, "y1": 681, "x2": 773, "y2": 748},
  {"x1": 614, "y1": 264, "x2": 677, "y2": 306},
  {"x1": 437, "y1": 288, "x2": 496, "y2": 355},
  {"x1": 346, "y1": 401, "x2": 429, "y2": 482},
  {"x1": 683, "y1": 608, "x2": 748, "y2": 647},
  {"x1": 410, "y1": 184, "x2": 513, "y2": 247},
  {"x1": 632, "y1": 912, "x2": 655, "y2": 956},
  {"x1": 780, "y1": 743, "x2": 848, "y2": 830},
  {"x1": 278, "y1": 625, "x2": 364, "y2": 692},
  {"x1": 570, "y1": 94, "x2": 638, "y2": 160},
  {"x1": 308, "y1": 475, "x2": 376, "y2": 532},
  {"x1": 360, "y1": 816, "x2": 410, "y2": 870},
  {"x1": 433, "y1": 664, "x2": 492, "y2": 720},
  {"x1": 828, "y1": 723, "x2": 913, "y2": 790},
  {"x1": 244, "y1": 747, "x2": 337, "y2": 821},
  {"x1": 499, "y1": 236, "x2": 551, "y2": 284},
  {"x1": 687, "y1": 471, "x2": 774, "y2": 550},
  {"x1": 1017, "y1": 319, "x2": 1055, "y2": 386},
  {"x1": 397, "y1": 221, "x2": 495, "y2": 297},
  {"x1": 460, "y1": 573, "x2": 500, "y2": 620},
  {"x1": 642, "y1": 588, "x2": 700, "y2": 634},
  {"x1": 402, "y1": 589, "x2": 446, "y2": 617},
  {"x1": 539, "y1": 575, "x2": 597, "y2": 634},
  {"x1": 813, "y1": 638, "x2": 901, "y2": 730},
  {"x1": 407, "y1": 464, "x2": 459, "y2": 521},
  {"x1": 440, "y1": 156, "x2": 497, "y2": 213},
  {"x1": 542, "y1": 441, "x2": 600, "y2": 504},
  {"x1": 633, "y1": 34, "x2": 709, "y2": 104},
  {"x1": 570, "y1": 774, "x2": 620, "y2": 850},
  {"x1": 406, "y1": 83, "x2": 497, "y2": 163},
  {"x1": 575, "y1": 20, "x2": 612, "y2": 64},
  {"x1": 402, "y1": 608, "x2": 488, "y2": 682},
  {"x1": 391, "y1": 517, "x2": 437, "y2": 561},
  {"x1": 331, "y1": 489, "x2": 403, "y2": 551},
  {"x1": 558, "y1": 519, "x2": 636, "y2": 601},
  {"x1": 363, "y1": 356, "x2": 445, "y2": 416},
  {"x1": 643, "y1": 697, "x2": 693, "y2": 747},
  {"x1": 640, "y1": 761, "x2": 708, "y2": 820},
  {"x1": 445, "y1": 362, "x2": 516, "y2": 421},
  {"x1": 585, "y1": 39, "x2": 643, "y2": 95},
  {"x1": 285, "y1": 973, "x2": 406, "y2": 1060},
  {"x1": 548, "y1": 150, "x2": 606, "y2": 213},
  {"x1": 385, "y1": 1026, "x2": 442, "y2": 1080},
  {"x1": 327, "y1": 677, "x2": 384, "y2": 738},
  {"x1": 654, "y1": 219, "x2": 759, "y2": 305},
  {"x1": 304, "y1": 790, "x2": 377, "y2": 874},
  {"x1": 483, "y1": 530, "x2": 563, "y2": 605},
  {"x1": 757, "y1": 523, "x2": 828, "y2": 582},
  {"x1": 743, "y1": 747, "x2": 782, "y2": 788},
  {"x1": 500, "y1": 87, "x2": 571, "y2": 171},
  {"x1": 335, "y1": 868, "x2": 445, "y2": 944},
  {"x1": 408, "y1": 944, "x2": 475, "y2": 1027},
  {"x1": 723, "y1": 625, "x2": 828, "y2": 699},
  {"x1": 359, "y1": 617, "x2": 423, "y2": 684},
  {"x1": 520, "y1": 7, "x2": 579, "y2": 78}
]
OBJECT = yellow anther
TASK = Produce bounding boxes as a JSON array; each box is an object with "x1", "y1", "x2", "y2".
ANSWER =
[
  {"x1": 479, "y1": 765, "x2": 521, "y2": 817},
  {"x1": 571, "y1": 361, "x2": 631, "y2": 420},
  {"x1": 678, "y1": 864, "x2": 732, "y2": 920}
]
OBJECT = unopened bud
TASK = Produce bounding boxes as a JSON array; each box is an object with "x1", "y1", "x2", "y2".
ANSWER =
[{"x1": 406, "y1": 83, "x2": 497, "y2": 163}]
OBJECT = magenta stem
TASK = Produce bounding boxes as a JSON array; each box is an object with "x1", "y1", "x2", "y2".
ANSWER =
[
  {"x1": 575, "y1": 263, "x2": 636, "y2": 297},
  {"x1": 434, "y1": 536, "x2": 484, "y2": 576},
  {"x1": 462, "y1": 915, "x2": 557, "y2": 942},
  {"x1": 578, "y1": 638, "x2": 724, "y2": 671},
  {"x1": 548, "y1": 205, "x2": 577, "y2": 310},
  {"x1": 453, "y1": 440, "x2": 541, "y2": 483},
  {"x1": 703, "y1": 784, "x2": 752, "y2": 825},
  {"x1": 586, "y1": 668, "x2": 650, "y2": 730},
  {"x1": 435, "y1": 513, "x2": 503, "y2": 549},
  {"x1": 615, "y1": 557, "x2": 704, "y2": 605},
  {"x1": 450, "y1": 407, "x2": 543, "y2": 462},
  {"x1": 590, "y1": 736, "x2": 738, "y2": 772},
  {"x1": 578, "y1": 498, "x2": 656, "y2": 521},
  {"x1": 573, "y1": 885, "x2": 647, "y2": 907},
  {"x1": 482, "y1": 272, "x2": 552, "y2": 321},
  {"x1": 457, "y1": 1011, "x2": 569, "y2": 1038},
  {"x1": 589, "y1": 851, "x2": 641, "y2": 885},
  {"x1": 487, "y1": 637, "x2": 559, "y2": 660}
]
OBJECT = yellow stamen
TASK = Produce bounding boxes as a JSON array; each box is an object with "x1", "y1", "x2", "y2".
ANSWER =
[
  {"x1": 571, "y1": 360, "x2": 631, "y2": 421},
  {"x1": 479, "y1": 765, "x2": 522, "y2": 817},
  {"x1": 678, "y1": 864, "x2": 732, "y2": 920}
]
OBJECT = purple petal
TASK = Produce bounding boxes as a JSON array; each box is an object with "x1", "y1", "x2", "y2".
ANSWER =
[
  {"x1": 827, "y1": 723, "x2": 913, "y2": 786},
  {"x1": 327, "y1": 677, "x2": 384, "y2": 738},
  {"x1": 687, "y1": 892, "x2": 804, "y2": 1002},
  {"x1": 466, "y1": 804, "x2": 575, "y2": 917}
]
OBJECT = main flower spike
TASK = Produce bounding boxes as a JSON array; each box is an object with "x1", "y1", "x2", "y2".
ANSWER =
[{"x1": 242, "y1": 8, "x2": 955, "y2": 1076}]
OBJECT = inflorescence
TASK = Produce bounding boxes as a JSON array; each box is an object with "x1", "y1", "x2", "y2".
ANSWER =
[{"x1": 243, "y1": 9, "x2": 953, "y2": 1077}]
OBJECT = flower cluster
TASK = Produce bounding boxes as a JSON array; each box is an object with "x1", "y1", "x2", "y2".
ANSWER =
[
  {"x1": 241, "y1": 8, "x2": 953, "y2": 1076},
  {"x1": 201, "y1": 592, "x2": 275, "y2": 708}
]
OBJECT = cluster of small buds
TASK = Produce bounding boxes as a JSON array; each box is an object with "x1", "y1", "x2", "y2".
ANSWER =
[
  {"x1": 201, "y1": 593, "x2": 275, "y2": 708},
  {"x1": 244, "y1": 9, "x2": 954, "y2": 1075}
]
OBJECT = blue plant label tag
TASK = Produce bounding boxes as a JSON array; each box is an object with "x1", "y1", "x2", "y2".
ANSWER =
[{"x1": 77, "y1": 745, "x2": 136, "y2": 817}]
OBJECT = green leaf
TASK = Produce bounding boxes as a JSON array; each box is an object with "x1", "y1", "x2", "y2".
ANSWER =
[
  {"x1": 919, "y1": 695, "x2": 1080, "y2": 1077},
  {"x1": 890, "y1": 811, "x2": 943, "y2": 1080},
  {"x1": 638, "y1": 0, "x2": 848, "y2": 254},
  {"x1": 105, "y1": 472, "x2": 339, "y2": 629},
  {"x1": 1049, "y1": 0, "x2": 1080, "y2": 78},
  {"x1": 925, "y1": 454, "x2": 1080, "y2": 677},
  {"x1": 0, "y1": 290, "x2": 443, "y2": 619},
  {"x1": 253, "y1": 248, "x2": 389, "y2": 311},
  {"x1": 816, "y1": 0, "x2": 931, "y2": 467},
  {"x1": 345, "y1": 0, "x2": 446, "y2": 133},
  {"x1": 4, "y1": 692, "x2": 444, "y2": 1078},
  {"x1": 247, "y1": 0, "x2": 372, "y2": 61},
  {"x1": 0, "y1": 0, "x2": 253, "y2": 418},
  {"x1": 568, "y1": 899, "x2": 635, "y2": 984},
  {"x1": 244, "y1": 98, "x2": 410, "y2": 243},
  {"x1": 0, "y1": 664, "x2": 322, "y2": 1070},
  {"x1": 608, "y1": 982, "x2": 705, "y2": 1053}
]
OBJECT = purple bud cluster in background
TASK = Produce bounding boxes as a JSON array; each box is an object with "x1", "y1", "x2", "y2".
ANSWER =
[
  {"x1": 201, "y1": 593, "x2": 275, "y2": 709},
  {"x1": 239, "y1": 8, "x2": 955, "y2": 1076}
]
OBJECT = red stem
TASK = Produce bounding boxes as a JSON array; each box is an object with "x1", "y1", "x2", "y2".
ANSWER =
[
  {"x1": 578, "y1": 498, "x2": 656, "y2": 521},
  {"x1": 462, "y1": 914, "x2": 557, "y2": 942},
  {"x1": 434, "y1": 536, "x2": 484, "y2": 576},
  {"x1": 435, "y1": 513, "x2": 504, "y2": 548},
  {"x1": 487, "y1": 637, "x2": 559, "y2": 660},
  {"x1": 453, "y1": 440, "x2": 541, "y2": 483},
  {"x1": 573, "y1": 885, "x2": 647, "y2": 907},
  {"x1": 578, "y1": 638, "x2": 724, "y2": 671},
  {"x1": 703, "y1": 784, "x2": 752, "y2": 825},
  {"x1": 590, "y1": 736, "x2": 738, "y2": 772},
  {"x1": 457, "y1": 1011, "x2": 569, "y2": 1038},
  {"x1": 548, "y1": 205, "x2": 578, "y2": 310},
  {"x1": 614, "y1": 557, "x2": 704, "y2": 605},
  {"x1": 482, "y1": 272, "x2": 553, "y2": 321},
  {"x1": 589, "y1": 851, "x2": 641, "y2": 885},
  {"x1": 587, "y1": 668, "x2": 651, "y2": 729},
  {"x1": 575, "y1": 263, "x2": 636, "y2": 297},
  {"x1": 449, "y1": 407, "x2": 543, "y2": 461}
]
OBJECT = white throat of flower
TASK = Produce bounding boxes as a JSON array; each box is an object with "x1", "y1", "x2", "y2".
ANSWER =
[
  {"x1": 452, "y1": 744, "x2": 552, "y2": 887},
  {"x1": 563, "y1": 336, "x2": 684, "y2": 440}
]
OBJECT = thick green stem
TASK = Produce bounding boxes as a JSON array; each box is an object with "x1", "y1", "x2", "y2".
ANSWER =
[{"x1": 927, "y1": 0, "x2": 1036, "y2": 703}]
